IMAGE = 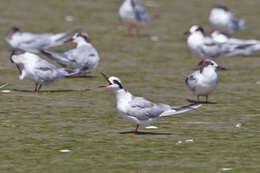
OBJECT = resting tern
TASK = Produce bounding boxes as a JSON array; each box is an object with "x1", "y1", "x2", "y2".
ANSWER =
[
  {"x1": 6, "y1": 27, "x2": 77, "y2": 53},
  {"x1": 208, "y1": 5, "x2": 245, "y2": 36},
  {"x1": 100, "y1": 73, "x2": 201, "y2": 134},
  {"x1": 119, "y1": 0, "x2": 150, "y2": 37},
  {"x1": 41, "y1": 32, "x2": 99, "y2": 75},
  {"x1": 185, "y1": 25, "x2": 260, "y2": 60},
  {"x1": 211, "y1": 30, "x2": 260, "y2": 45},
  {"x1": 10, "y1": 50, "x2": 77, "y2": 92},
  {"x1": 186, "y1": 59, "x2": 220, "y2": 103}
]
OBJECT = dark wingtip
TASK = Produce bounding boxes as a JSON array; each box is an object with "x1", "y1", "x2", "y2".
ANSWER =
[{"x1": 11, "y1": 49, "x2": 25, "y2": 57}]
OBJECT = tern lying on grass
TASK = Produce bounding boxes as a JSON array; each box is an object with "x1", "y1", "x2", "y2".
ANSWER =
[
  {"x1": 100, "y1": 73, "x2": 201, "y2": 134},
  {"x1": 185, "y1": 25, "x2": 260, "y2": 60}
]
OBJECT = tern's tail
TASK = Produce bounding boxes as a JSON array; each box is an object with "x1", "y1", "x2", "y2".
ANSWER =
[
  {"x1": 159, "y1": 103, "x2": 201, "y2": 117},
  {"x1": 238, "y1": 19, "x2": 245, "y2": 30}
]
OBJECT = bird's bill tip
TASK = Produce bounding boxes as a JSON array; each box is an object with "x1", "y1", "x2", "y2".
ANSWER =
[
  {"x1": 216, "y1": 66, "x2": 227, "y2": 71},
  {"x1": 184, "y1": 31, "x2": 190, "y2": 35},
  {"x1": 99, "y1": 72, "x2": 112, "y2": 88},
  {"x1": 98, "y1": 83, "x2": 112, "y2": 88},
  {"x1": 65, "y1": 37, "x2": 74, "y2": 43}
]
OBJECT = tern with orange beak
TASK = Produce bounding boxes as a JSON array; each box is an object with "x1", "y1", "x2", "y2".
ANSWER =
[
  {"x1": 185, "y1": 25, "x2": 260, "y2": 60},
  {"x1": 100, "y1": 73, "x2": 201, "y2": 134},
  {"x1": 41, "y1": 32, "x2": 99, "y2": 75}
]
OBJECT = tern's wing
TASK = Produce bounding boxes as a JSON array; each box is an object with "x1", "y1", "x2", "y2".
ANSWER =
[
  {"x1": 16, "y1": 33, "x2": 51, "y2": 51},
  {"x1": 229, "y1": 13, "x2": 245, "y2": 32},
  {"x1": 41, "y1": 49, "x2": 72, "y2": 67},
  {"x1": 186, "y1": 71, "x2": 199, "y2": 91},
  {"x1": 133, "y1": 0, "x2": 150, "y2": 23},
  {"x1": 127, "y1": 96, "x2": 169, "y2": 121}
]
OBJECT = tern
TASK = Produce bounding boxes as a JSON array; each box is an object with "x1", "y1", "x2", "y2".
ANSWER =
[
  {"x1": 211, "y1": 30, "x2": 260, "y2": 45},
  {"x1": 185, "y1": 25, "x2": 260, "y2": 60},
  {"x1": 186, "y1": 59, "x2": 220, "y2": 103},
  {"x1": 208, "y1": 5, "x2": 245, "y2": 36},
  {"x1": 119, "y1": 0, "x2": 150, "y2": 37},
  {"x1": 100, "y1": 73, "x2": 201, "y2": 134},
  {"x1": 41, "y1": 32, "x2": 99, "y2": 75},
  {"x1": 6, "y1": 27, "x2": 77, "y2": 53},
  {"x1": 10, "y1": 50, "x2": 77, "y2": 92}
]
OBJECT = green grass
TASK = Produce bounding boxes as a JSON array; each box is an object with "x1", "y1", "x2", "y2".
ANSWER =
[{"x1": 0, "y1": 0, "x2": 260, "y2": 172}]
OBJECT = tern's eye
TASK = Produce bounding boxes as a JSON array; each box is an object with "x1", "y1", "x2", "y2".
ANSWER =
[{"x1": 113, "y1": 80, "x2": 123, "y2": 89}]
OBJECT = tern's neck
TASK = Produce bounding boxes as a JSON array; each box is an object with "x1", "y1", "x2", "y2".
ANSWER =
[
  {"x1": 188, "y1": 32, "x2": 204, "y2": 46},
  {"x1": 76, "y1": 40, "x2": 91, "y2": 48},
  {"x1": 201, "y1": 66, "x2": 216, "y2": 76},
  {"x1": 114, "y1": 89, "x2": 131, "y2": 100}
]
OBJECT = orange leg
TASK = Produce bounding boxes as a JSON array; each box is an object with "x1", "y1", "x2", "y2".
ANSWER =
[
  {"x1": 197, "y1": 96, "x2": 200, "y2": 102},
  {"x1": 128, "y1": 124, "x2": 139, "y2": 135},
  {"x1": 134, "y1": 27, "x2": 140, "y2": 38}
]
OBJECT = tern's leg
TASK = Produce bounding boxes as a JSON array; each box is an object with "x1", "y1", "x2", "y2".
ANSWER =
[
  {"x1": 34, "y1": 83, "x2": 38, "y2": 92},
  {"x1": 37, "y1": 84, "x2": 42, "y2": 92},
  {"x1": 128, "y1": 124, "x2": 139, "y2": 135},
  {"x1": 125, "y1": 24, "x2": 135, "y2": 38},
  {"x1": 206, "y1": 96, "x2": 208, "y2": 103},
  {"x1": 135, "y1": 27, "x2": 140, "y2": 38}
]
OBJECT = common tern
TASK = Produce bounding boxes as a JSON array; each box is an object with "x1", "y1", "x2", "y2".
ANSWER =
[
  {"x1": 185, "y1": 25, "x2": 260, "y2": 60},
  {"x1": 119, "y1": 0, "x2": 150, "y2": 37},
  {"x1": 100, "y1": 73, "x2": 201, "y2": 134},
  {"x1": 41, "y1": 32, "x2": 99, "y2": 75},
  {"x1": 6, "y1": 27, "x2": 77, "y2": 53},
  {"x1": 10, "y1": 50, "x2": 77, "y2": 92},
  {"x1": 208, "y1": 5, "x2": 245, "y2": 36},
  {"x1": 186, "y1": 59, "x2": 220, "y2": 103}
]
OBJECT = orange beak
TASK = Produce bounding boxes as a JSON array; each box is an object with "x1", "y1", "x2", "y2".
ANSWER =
[
  {"x1": 99, "y1": 72, "x2": 112, "y2": 88},
  {"x1": 65, "y1": 37, "x2": 74, "y2": 43}
]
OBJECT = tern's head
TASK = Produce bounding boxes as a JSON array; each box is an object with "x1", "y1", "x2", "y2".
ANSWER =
[
  {"x1": 10, "y1": 49, "x2": 26, "y2": 64},
  {"x1": 66, "y1": 32, "x2": 90, "y2": 44},
  {"x1": 213, "y1": 5, "x2": 229, "y2": 12},
  {"x1": 184, "y1": 25, "x2": 205, "y2": 36},
  {"x1": 6, "y1": 26, "x2": 20, "y2": 39},
  {"x1": 100, "y1": 73, "x2": 124, "y2": 91},
  {"x1": 198, "y1": 59, "x2": 220, "y2": 73}
]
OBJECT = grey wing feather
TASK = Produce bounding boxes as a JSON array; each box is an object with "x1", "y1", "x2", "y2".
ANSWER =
[
  {"x1": 41, "y1": 50, "x2": 72, "y2": 67},
  {"x1": 134, "y1": 0, "x2": 150, "y2": 23},
  {"x1": 186, "y1": 71, "x2": 199, "y2": 92},
  {"x1": 127, "y1": 96, "x2": 169, "y2": 120}
]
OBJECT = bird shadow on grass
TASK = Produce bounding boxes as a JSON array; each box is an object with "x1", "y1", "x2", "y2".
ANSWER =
[
  {"x1": 11, "y1": 88, "x2": 90, "y2": 93},
  {"x1": 120, "y1": 131, "x2": 172, "y2": 135},
  {"x1": 187, "y1": 99, "x2": 217, "y2": 104},
  {"x1": 66, "y1": 74, "x2": 97, "y2": 78}
]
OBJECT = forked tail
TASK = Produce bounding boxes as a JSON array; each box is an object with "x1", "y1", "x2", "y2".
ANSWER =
[{"x1": 160, "y1": 103, "x2": 201, "y2": 117}]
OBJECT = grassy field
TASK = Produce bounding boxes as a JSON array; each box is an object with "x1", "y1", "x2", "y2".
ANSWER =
[{"x1": 0, "y1": 0, "x2": 260, "y2": 172}]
